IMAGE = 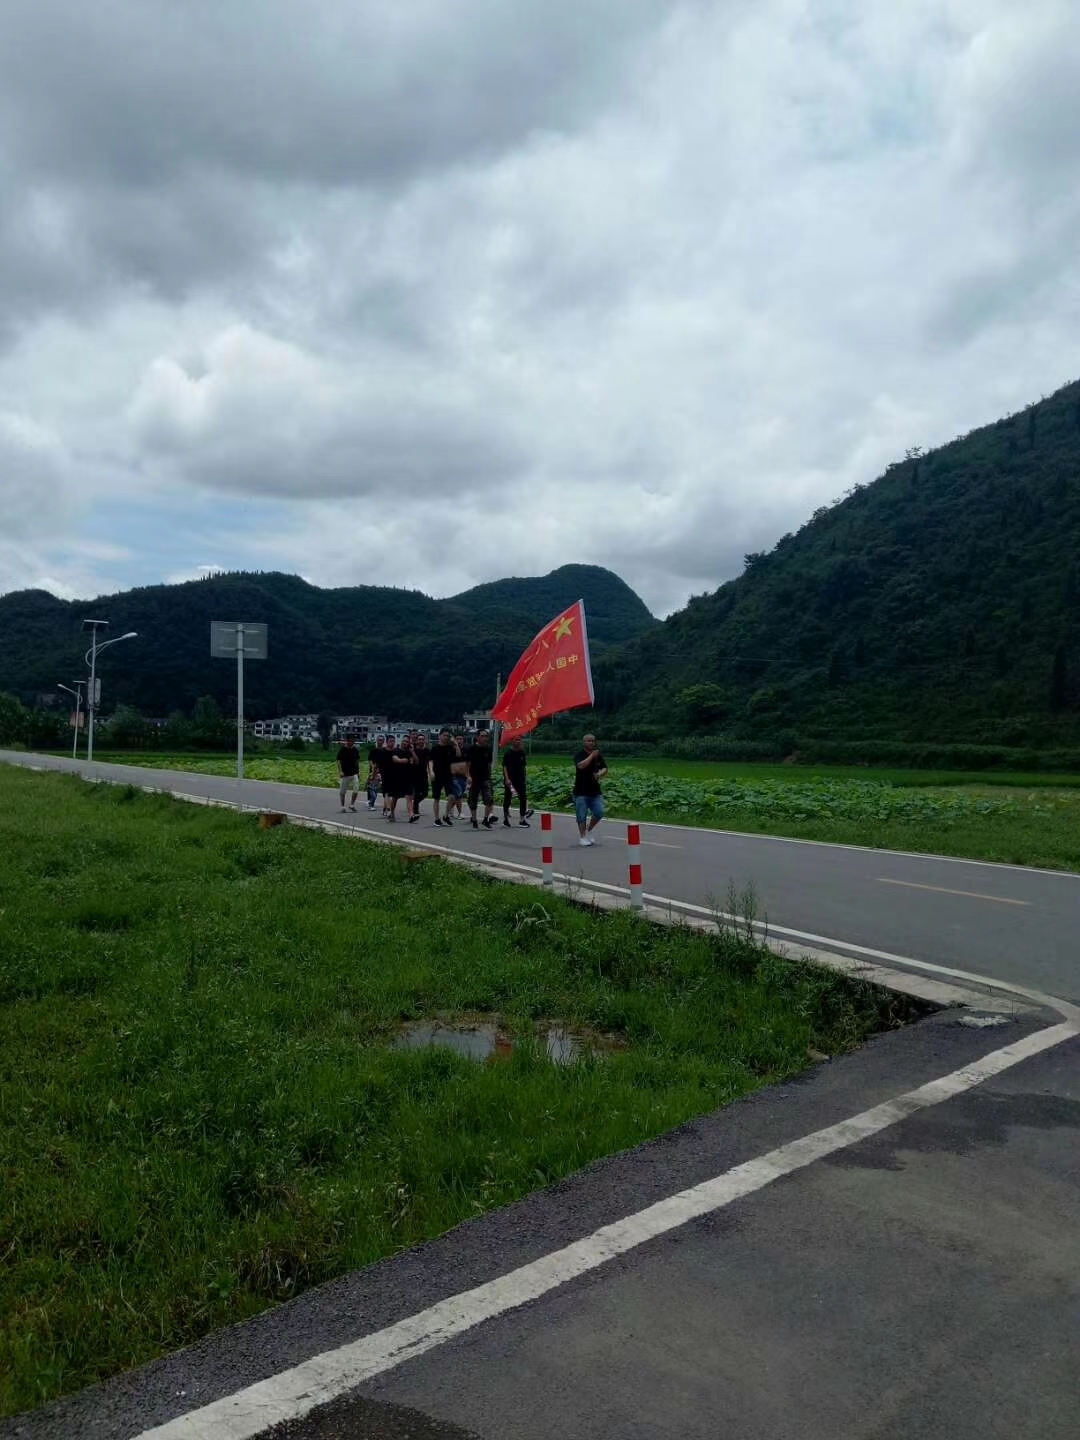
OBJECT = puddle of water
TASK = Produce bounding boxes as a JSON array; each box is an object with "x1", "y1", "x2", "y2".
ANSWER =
[{"x1": 393, "y1": 1021, "x2": 603, "y2": 1065}]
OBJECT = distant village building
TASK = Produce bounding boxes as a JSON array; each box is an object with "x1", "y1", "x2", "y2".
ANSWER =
[
  {"x1": 331, "y1": 715, "x2": 388, "y2": 741},
  {"x1": 252, "y1": 713, "x2": 390, "y2": 742},
  {"x1": 253, "y1": 712, "x2": 490, "y2": 742},
  {"x1": 252, "y1": 713, "x2": 320, "y2": 742}
]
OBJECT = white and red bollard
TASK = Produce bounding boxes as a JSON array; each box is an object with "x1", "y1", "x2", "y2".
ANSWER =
[
  {"x1": 627, "y1": 822, "x2": 644, "y2": 910},
  {"x1": 541, "y1": 812, "x2": 554, "y2": 888}
]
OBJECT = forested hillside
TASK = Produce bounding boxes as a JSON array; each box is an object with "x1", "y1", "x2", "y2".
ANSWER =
[
  {"x1": 598, "y1": 378, "x2": 1080, "y2": 747},
  {"x1": 0, "y1": 565, "x2": 655, "y2": 719}
]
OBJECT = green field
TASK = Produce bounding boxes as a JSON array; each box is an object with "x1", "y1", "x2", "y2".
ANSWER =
[
  {"x1": 0, "y1": 766, "x2": 915, "y2": 1416},
  {"x1": 88, "y1": 750, "x2": 1080, "y2": 872}
]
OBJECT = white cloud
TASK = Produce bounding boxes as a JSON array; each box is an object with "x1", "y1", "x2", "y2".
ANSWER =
[{"x1": 0, "y1": 0, "x2": 1078, "y2": 615}]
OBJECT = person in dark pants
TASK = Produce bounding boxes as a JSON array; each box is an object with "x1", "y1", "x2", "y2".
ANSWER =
[
  {"x1": 408, "y1": 733, "x2": 430, "y2": 822},
  {"x1": 336, "y1": 734, "x2": 361, "y2": 811},
  {"x1": 501, "y1": 737, "x2": 531, "y2": 826},
  {"x1": 375, "y1": 736, "x2": 399, "y2": 818},
  {"x1": 365, "y1": 735, "x2": 385, "y2": 809},
  {"x1": 385, "y1": 736, "x2": 414, "y2": 822},
  {"x1": 467, "y1": 730, "x2": 496, "y2": 828},
  {"x1": 429, "y1": 729, "x2": 458, "y2": 827}
]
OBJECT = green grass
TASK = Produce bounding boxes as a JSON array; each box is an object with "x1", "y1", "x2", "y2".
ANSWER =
[
  {"x1": 0, "y1": 766, "x2": 915, "y2": 1417},
  {"x1": 92, "y1": 751, "x2": 1080, "y2": 871}
]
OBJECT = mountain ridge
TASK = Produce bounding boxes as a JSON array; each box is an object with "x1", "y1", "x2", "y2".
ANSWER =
[
  {"x1": 0, "y1": 563, "x2": 655, "y2": 719},
  {"x1": 597, "y1": 375, "x2": 1080, "y2": 745}
]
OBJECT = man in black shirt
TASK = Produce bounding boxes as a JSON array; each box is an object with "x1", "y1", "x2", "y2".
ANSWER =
[
  {"x1": 573, "y1": 733, "x2": 607, "y2": 846},
  {"x1": 429, "y1": 729, "x2": 458, "y2": 827},
  {"x1": 384, "y1": 735, "x2": 414, "y2": 822},
  {"x1": 375, "y1": 737, "x2": 399, "y2": 818},
  {"x1": 501, "y1": 737, "x2": 530, "y2": 827},
  {"x1": 336, "y1": 734, "x2": 361, "y2": 812},
  {"x1": 467, "y1": 730, "x2": 496, "y2": 829}
]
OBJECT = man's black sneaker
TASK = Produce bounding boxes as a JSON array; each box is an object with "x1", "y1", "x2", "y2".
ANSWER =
[
  {"x1": 408, "y1": 815, "x2": 420, "y2": 823},
  {"x1": 433, "y1": 817, "x2": 443, "y2": 826},
  {"x1": 502, "y1": 818, "x2": 511, "y2": 828},
  {"x1": 471, "y1": 817, "x2": 479, "y2": 829},
  {"x1": 518, "y1": 819, "x2": 530, "y2": 826},
  {"x1": 524, "y1": 808, "x2": 534, "y2": 819},
  {"x1": 443, "y1": 816, "x2": 453, "y2": 826}
]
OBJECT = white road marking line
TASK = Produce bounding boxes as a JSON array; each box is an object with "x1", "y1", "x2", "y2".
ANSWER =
[
  {"x1": 642, "y1": 893, "x2": 1080, "y2": 1024},
  {"x1": 136, "y1": 1021, "x2": 1077, "y2": 1440},
  {"x1": 627, "y1": 812, "x2": 1080, "y2": 881},
  {"x1": 8, "y1": 759, "x2": 1069, "y2": 1014},
  {"x1": 876, "y1": 877, "x2": 1028, "y2": 906},
  {"x1": 642, "y1": 840, "x2": 683, "y2": 849},
  {"x1": 13, "y1": 752, "x2": 1080, "y2": 883}
]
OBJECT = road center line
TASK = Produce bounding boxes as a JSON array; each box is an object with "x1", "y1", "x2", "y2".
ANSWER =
[
  {"x1": 642, "y1": 840, "x2": 683, "y2": 849},
  {"x1": 135, "y1": 1021, "x2": 1077, "y2": 1440},
  {"x1": 876, "y1": 877, "x2": 1029, "y2": 906}
]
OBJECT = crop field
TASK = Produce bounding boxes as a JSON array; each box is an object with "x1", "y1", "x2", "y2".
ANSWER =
[
  {"x1": 99, "y1": 752, "x2": 1080, "y2": 871},
  {"x1": 0, "y1": 765, "x2": 917, "y2": 1416}
]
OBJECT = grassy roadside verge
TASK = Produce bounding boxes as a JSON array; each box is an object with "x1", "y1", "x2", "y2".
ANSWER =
[
  {"x1": 85, "y1": 751, "x2": 1080, "y2": 871},
  {"x1": 0, "y1": 766, "x2": 917, "y2": 1417}
]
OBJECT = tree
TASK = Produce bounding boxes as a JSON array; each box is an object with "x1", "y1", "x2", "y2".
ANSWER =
[
  {"x1": 1050, "y1": 644, "x2": 1068, "y2": 711},
  {"x1": 191, "y1": 695, "x2": 232, "y2": 748},
  {"x1": 316, "y1": 712, "x2": 333, "y2": 749},
  {"x1": 677, "y1": 683, "x2": 729, "y2": 730},
  {"x1": 0, "y1": 692, "x2": 28, "y2": 746},
  {"x1": 107, "y1": 705, "x2": 150, "y2": 749}
]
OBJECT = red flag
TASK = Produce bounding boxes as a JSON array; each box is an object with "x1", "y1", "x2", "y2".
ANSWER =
[{"x1": 491, "y1": 600, "x2": 594, "y2": 743}]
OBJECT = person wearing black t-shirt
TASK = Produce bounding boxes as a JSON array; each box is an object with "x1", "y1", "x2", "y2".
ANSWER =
[
  {"x1": 375, "y1": 737, "x2": 400, "y2": 818},
  {"x1": 336, "y1": 735, "x2": 361, "y2": 811},
  {"x1": 573, "y1": 733, "x2": 608, "y2": 846},
  {"x1": 467, "y1": 730, "x2": 496, "y2": 828},
  {"x1": 385, "y1": 736, "x2": 414, "y2": 821},
  {"x1": 429, "y1": 729, "x2": 458, "y2": 827},
  {"x1": 501, "y1": 737, "x2": 531, "y2": 827}
]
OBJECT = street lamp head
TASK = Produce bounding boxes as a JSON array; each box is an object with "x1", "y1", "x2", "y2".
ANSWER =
[
  {"x1": 81, "y1": 618, "x2": 110, "y2": 631},
  {"x1": 118, "y1": 631, "x2": 138, "y2": 640}
]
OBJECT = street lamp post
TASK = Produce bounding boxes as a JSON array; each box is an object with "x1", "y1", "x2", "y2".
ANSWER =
[
  {"x1": 81, "y1": 620, "x2": 138, "y2": 763},
  {"x1": 57, "y1": 682, "x2": 85, "y2": 760}
]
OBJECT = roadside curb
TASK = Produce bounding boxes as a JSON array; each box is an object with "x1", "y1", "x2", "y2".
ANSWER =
[{"x1": 37, "y1": 763, "x2": 1053, "y2": 1020}]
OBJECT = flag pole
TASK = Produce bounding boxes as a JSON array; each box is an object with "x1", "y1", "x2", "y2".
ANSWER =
[{"x1": 492, "y1": 671, "x2": 502, "y2": 750}]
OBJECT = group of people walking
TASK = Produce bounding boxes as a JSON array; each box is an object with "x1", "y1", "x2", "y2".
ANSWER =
[{"x1": 336, "y1": 730, "x2": 608, "y2": 846}]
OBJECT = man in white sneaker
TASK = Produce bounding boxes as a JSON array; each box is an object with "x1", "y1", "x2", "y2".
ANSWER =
[{"x1": 573, "y1": 733, "x2": 607, "y2": 846}]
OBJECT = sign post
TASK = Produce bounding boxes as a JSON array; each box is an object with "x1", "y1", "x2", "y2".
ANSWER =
[{"x1": 211, "y1": 622, "x2": 268, "y2": 788}]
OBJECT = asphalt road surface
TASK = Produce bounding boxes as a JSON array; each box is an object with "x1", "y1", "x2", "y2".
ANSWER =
[
  {"x1": 3, "y1": 751, "x2": 1079, "y2": 1440},
  {"x1": 4, "y1": 750, "x2": 1078, "y2": 1001}
]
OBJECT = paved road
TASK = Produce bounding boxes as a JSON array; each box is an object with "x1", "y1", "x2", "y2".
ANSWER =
[
  {"x1": 5, "y1": 1012, "x2": 1076, "y2": 1440},
  {"x1": 4, "y1": 750, "x2": 1078, "y2": 1001},
  {"x1": 4, "y1": 751, "x2": 1079, "y2": 1440}
]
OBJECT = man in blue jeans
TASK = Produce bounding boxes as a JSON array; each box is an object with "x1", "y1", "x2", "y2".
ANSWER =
[{"x1": 573, "y1": 733, "x2": 607, "y2": 847}]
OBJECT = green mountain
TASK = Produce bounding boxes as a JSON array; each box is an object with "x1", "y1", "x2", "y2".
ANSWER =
[
  {"x1": 0, "y1": 565, "x2": 655, "y2": 721},
  {"x1": 598, "y1": 377, "x2": 1080, "y2": 747}
]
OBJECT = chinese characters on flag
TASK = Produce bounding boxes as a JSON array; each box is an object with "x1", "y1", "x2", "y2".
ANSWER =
[{"x1": 491, "y1": 599, "x2": 594, "y2": 743}]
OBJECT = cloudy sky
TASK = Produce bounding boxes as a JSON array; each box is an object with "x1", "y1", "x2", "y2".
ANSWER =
[{"x1": 2, "y1": 0, "x2": 1078, "y2": 616}]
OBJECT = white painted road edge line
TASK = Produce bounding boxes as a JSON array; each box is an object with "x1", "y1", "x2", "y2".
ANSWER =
[
  {"x1": 12, "y1": 758, "x2": 1073, "y2": 1019},
  {"x1": 645, "y1": 894, "x2": 1080, "y2": 1026},
  {"x1": 12, "y1": 750, "x2": 1080, "y2": 884},
  {"x1": 136, "y1": 1019, "x2": 1078, "y2": 1440}
]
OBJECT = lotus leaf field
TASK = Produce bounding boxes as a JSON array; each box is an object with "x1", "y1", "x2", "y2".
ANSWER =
[{"x1": 102, "y1": 753, "x2": 1080, "y2": 870}]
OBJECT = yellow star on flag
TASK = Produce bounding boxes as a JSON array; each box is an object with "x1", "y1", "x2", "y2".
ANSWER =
[{"x1": 552, "y1": 616, "x2": 575, "y2": 641}]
